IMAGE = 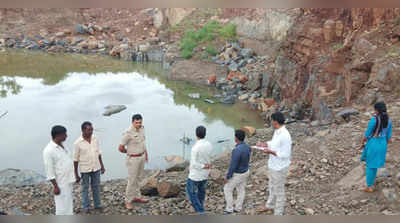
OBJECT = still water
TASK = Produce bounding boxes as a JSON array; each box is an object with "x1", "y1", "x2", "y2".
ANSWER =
[{"x1": 0, "y1": 49, "x2": 264, "y2": 179}]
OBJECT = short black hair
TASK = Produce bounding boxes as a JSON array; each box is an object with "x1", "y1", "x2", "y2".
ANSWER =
[
  {"x1": 196, "y1": 126, "x2": 206, "y2": 139},
  {"x1": 81, "y1": 121, "x2": 92, "y2": 131},
  {"x1": 51, "y1": 125, "x2": 67, "y2": 139},
  {"x1": 132, "y1": 114, "x2": 143, "y2": 122},
  {"x1": 235, "y1": 129, "x2": 246, "y2": 141},
  {"x1": 271, "y1": 112, "x2": 285, "y2": 125}
]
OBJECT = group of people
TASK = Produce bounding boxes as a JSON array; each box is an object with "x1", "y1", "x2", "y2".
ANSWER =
[
  {"x1": 42, "y1": 102, "x2": 392, "y2": 215},
  {"x1": 43, "y1": 114, "x2": 150, "y2": 215},
  {"x1": 187, "y1": 111, "x2": 292, "y2": 215}
]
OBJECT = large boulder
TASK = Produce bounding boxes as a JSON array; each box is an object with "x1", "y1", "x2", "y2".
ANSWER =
[
  {"x1": 157, "y1": 181, "x2": 180, "y2": 198},
  {"x1": 165, "y1": 155, "x2": 189, "y2": 172},
  {"x1": 140, "y1": 177, "x2": 159, "y2": 196},
  {"x1": 164, "y1": 8, "x2": 196, "y2": 26},
  {"x1": 231, "y1": 9, "x2": 299, "y2": 41},
  {"x1": 147, "y1": 46, "x2": 164, "y2": 62},
  {"x1": 241, "y1": 126, "x2": 256, "y2": 137}
]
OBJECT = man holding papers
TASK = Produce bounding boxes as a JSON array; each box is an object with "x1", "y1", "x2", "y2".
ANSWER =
[{"x1": 256, "y1": 112, "x2": 292, "y2": 216}]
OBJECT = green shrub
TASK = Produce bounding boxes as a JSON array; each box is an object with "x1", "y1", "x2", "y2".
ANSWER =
[
  {"x1": 200, "y1": 52, "x2": 209, "y2": 60},
  {"x1": 181, "y1": 48, "x2": 193, "y2": 59},
  {"x1": 179, "y1": 20, "x2": 237, "y2": 59},
  {"x1": 219, "y1": 24, "x2": 237, "y2": 40},
  {"x1": 205, "y1": 45, "x2": 218, "y2": 56}
]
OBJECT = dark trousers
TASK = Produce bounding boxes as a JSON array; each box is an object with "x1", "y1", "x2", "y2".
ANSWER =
[
  {"x1": 186, "y1": 178, "x2": 207, "y2": 214},
  {"x1": 81, "y1": 170, "x2": 102, "y2": 209}
]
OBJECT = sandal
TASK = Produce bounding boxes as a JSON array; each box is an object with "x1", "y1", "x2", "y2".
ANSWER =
[
  {"x1": 256, "y1": 205, "x2": 273, "y2": 213},
  {"x1": 360, "y1": 187, "x2": 375, "y2": 193},
  {"x1": 132, "y1": 197, "x2": 149, "y2": 203}
]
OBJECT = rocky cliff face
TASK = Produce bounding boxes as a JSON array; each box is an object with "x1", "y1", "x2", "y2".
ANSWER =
[{"x1": 216, "y1": 8, "x2": 400, "y2": 122}]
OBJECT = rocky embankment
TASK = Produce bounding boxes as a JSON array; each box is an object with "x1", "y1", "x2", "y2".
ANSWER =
[{"x1": 1, "y1": 97, "x2": 400, "y2": 215}]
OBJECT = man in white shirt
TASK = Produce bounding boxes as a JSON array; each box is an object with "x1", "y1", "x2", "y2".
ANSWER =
[
  {"x1": 43, "y1": 125, "x2": 75, "y2": 215},
  {"x1": 257, "y1": 112, "x2": 292, "y2": 215},
  {"x1": 186, "y1": 126, "x2": 212, "y2": 214},
  {"x1": 73, "y1": 121, "x2": 105, "y2": 214}
]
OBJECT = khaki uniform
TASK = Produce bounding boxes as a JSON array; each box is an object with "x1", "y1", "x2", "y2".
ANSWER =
[{"x1": 121, "y1": 125, "x2": 146, "y2": 202}]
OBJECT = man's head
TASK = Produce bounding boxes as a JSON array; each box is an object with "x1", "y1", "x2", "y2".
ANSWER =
[
  {"x1": 234, "y1": 129, "x2": 245, "y2": 143},
  {"x1": 51, "y1": 125, "x2": 67, "y2": 143},
  {"x1": 271, "y1": 112, "x2": 285, "y2": 129},
  {"x1": 132, "y1": 114, "x2": 143, "y2": 130},
  {"x1": 195, "y1": 126, "x2": 206, "y2": 140},
  {"x1": 81, "y1": 121, "x2": 93, "y2": 138}
]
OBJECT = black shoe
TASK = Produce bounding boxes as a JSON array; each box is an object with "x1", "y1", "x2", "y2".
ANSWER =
[
  {"x1": 233, "y1": 210, "x2": 240, "y2": 213},
  {"x1": 95, "y1": 206, "x2": 104, "y2": 210},
  {"x1": 223, "y1": 211, "x2": 233, "y2": 215}
]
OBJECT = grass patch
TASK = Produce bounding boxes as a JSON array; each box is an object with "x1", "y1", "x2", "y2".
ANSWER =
[
  {"x1": 205, "y1": 44, "x2": 218, "y2": 56},
  {"x1": 331, "y1": 42, "x2": 344, "y2": 51},
  {"x1": 179, "y1": 20, "x2": 237, "y2": 59}
]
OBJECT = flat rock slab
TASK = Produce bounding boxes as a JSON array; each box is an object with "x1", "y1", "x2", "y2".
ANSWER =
[
  {"x1": 0, "y1": 168, "x2": 46, "y2": 187},
  {"x1": 337, "y1": 164, "x2": 364, "y2": 188}
]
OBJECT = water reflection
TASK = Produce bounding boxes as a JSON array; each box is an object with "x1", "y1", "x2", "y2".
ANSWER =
[
  {"x1": 0, "y1": 77, "x2": 22, "y2": 97},
  {"x1": 0, "y1": 49, "x2": 264, "y2": 180}
]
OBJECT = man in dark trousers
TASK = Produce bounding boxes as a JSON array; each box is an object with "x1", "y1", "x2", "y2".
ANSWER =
[{"x1": 223, "y1": 129, "x2": 251, "y2": 214}]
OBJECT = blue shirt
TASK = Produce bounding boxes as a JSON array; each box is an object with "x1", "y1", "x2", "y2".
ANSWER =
[{"x1": 226, "y1": 142, "x2": 251, "y2": 179}]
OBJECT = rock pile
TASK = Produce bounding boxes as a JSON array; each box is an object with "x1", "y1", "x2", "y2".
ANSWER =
[{"x1": 0, "y1": 25, "x2": 165, "y2": 63}]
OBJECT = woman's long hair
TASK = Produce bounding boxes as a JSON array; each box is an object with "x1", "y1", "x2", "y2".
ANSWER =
[{"x1": 373, "y1": 102, "x2": 389, "y2": 136}]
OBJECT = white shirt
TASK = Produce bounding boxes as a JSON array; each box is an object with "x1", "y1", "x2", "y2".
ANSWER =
[
  {"x1": 188, "y1": 139, "x2": 213, "y2": 181},
  {"x1": 267, "y1": 125, "x2": 292, "y2": 171},
  {"x1": 43, "y1": 141, "x2": 75, "y2": 186},
  {"x1": 73, "y1": 136, "x2": 102, "y2": 173}
]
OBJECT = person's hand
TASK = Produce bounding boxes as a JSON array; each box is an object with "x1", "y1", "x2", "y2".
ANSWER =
[
  {"x1": 54, "y1": 185, "x2": 61, "y2": 195},
  {"x1": 203, "y1": 164, "x2": 211, "y2": 169},
  {"x1": 145, "y1": 151, "x2": 149, "y2": 163},
  {"x1": 75, "y1": 174, "x2": 81, "y2": 183},
  {"x1": 224, "y1": 178, "x2": 229, "y2": 184},
  {"x1": 257, "y1": 141, "x2": 267, "y2": 148},
  {"x1": 101, "y1": 166, "x2": 105, "y2": 174},
  {"x1": 119, "y1": 146, "x2": 127, "y2": 153},
  {"x1": 263, "y1": 148, "x2": 277, "y2": 156}
]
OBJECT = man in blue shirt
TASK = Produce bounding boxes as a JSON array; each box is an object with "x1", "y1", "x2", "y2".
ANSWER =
[{"x1": 223, "y1": 129, "x2": 251, "y2": 214}]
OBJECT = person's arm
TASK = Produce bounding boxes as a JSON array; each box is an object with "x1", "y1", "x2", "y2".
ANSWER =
[
  {"x1": 144, "y1": 147, "x2": 148, "y2": 162},
  {"x1": 360, "y1": 117, "x2": 376, "y2": 146},
  {"x1": 119, "y1": 132, "x2": 129, "y2": 153},
  {"x1": 226, "y1": 149, "x2": 240, "y2": 180},
  {"x1": 99, "y1": 155, "x2": 105, "y2": 174},
  {"x1": 43, "y1": 150, "x2": 60, "y2": 195},
  {"x1": 265, "y1": 135, "x2": 280, "y2": 156},
  {"x1": 96, "y1": 140, "x2": 105, "y2": 174},
  {"x1": 73, "y1": 161, "x2": 81, "y2": 183},
  {"x1": 73, "y1": 143, "x2": 81, "y2": 182},
  {"x1": 387, "y1": 121, "x2": 393, "y2": 144},
  {"x1": 190, "y1": 145, "x2": 206, "y2": 170}
]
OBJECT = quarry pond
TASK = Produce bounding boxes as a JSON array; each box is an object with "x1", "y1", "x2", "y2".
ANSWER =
[{"x1": 0, "y1": 49, "x2": 264, "y2": 180}]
